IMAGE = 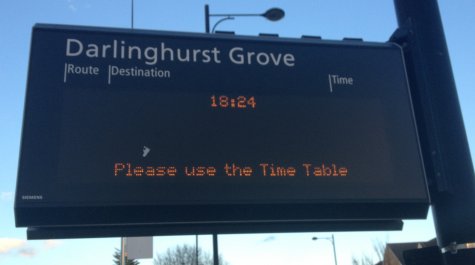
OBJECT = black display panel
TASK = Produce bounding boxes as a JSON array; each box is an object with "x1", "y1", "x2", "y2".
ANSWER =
[{"x1": 15, "y1": 24, "x2": 428, "y2": 228}]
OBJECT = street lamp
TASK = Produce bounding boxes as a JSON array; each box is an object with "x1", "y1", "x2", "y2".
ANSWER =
[
  {"x1": 204, "y1": 5, "x2": 285, "y2": 33},
  {"x1": 312, "y1": 234, "x2": 338, "y2": 265}
]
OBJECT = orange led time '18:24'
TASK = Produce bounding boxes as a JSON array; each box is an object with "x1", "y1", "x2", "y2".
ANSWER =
[{"x1": 210, "y1": 95, "x2": 256, "y2": 109}]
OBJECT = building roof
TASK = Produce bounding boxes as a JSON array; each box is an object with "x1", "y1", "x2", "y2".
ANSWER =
[{"x1": 384, "y1": 238, "x2": 437, "y2": 265}]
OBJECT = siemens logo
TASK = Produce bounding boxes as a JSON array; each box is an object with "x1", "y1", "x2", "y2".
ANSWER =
[{"x1": 21, "y1": 195, "x2": 43, "y2": 200}]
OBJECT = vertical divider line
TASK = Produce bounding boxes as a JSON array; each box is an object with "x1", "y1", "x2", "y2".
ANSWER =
[
  {"x1": 64, "y1": 63, "x2": 68, "y2": 83},
  {"x1": 108, "y1": 65, "x2": 111, "y2": 85},
  {"x1": 328, "y1": 74, "x2": 333, "y2": 93}
]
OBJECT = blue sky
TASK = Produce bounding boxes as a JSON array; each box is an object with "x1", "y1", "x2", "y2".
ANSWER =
[{"x1": 1, "y1": 1, "x2": 474, "y2": 265}]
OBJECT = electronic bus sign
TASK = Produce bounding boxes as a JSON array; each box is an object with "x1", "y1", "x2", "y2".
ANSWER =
[{"x1": 15, "y1": 24, "x2": 428, "y2": 231}]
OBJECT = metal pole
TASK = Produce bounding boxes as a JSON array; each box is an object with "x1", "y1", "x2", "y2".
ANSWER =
[
  {"x1": 205, "y1": 5, "x2": 210, "y2": 33},
  {"x1": 121, "y1": 237, "x2": 126, "y2": 265},
  {"x1": 393, "y1": 0, "x2": 475, "y2": 264},
  {"x1": 131, "y1": 0, "x2": 134, "y2": 29},
  {"x1": 195, "y1": 235, "x2": 199, "y2": 265},
  {"x1": 213, "y1": 234, "x2": 219, "y2": 265},
  {"x1": 331, "y1": 234, "x2": 338, "y2": 265}
]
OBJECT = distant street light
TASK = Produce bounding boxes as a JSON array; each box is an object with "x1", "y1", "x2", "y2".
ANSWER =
[
  {"x1": 205, "y1": 5, "x2": 285, "y2": 33},
  {"x1": 312, "y1": 235, "x2": 338, "y2": 265}
]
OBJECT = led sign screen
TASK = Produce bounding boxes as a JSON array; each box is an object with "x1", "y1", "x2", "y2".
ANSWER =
[{"x1": 15, "y1": 24, "x2": 428, "y2": 228}]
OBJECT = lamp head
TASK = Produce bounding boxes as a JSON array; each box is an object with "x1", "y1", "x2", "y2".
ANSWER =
[{"x1": 262, "y1": 8, "x2": 285, "y2": 21}]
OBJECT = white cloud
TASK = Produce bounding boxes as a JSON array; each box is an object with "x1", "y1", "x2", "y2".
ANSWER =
[
  {"x1": 262, "y1": 236, "x2": 276, "y2": 243},
  {"x1": 67, "y1": 0, "x2": 78, "y2": 12},
  {"x1": 67, "y1": 0, "x2": 92, "y2": 12},
  {"x1": 0, "y1": 238, "x2": 63, "y2": 258},
  {"x1": 18, "y1": 247, "x2": 35, "y2": 258},
  {"x1": 0, "y1": 238, "x2": 40, "y2": 258},
  {"x1": 0, "y1": 238, "x2": 26, "y2": 254},
  {"x1": 1, "y1": 192, "x2": 13, "y2": 201},
  {"x1": 43, "y1": 240, "x2": 62, "y2": 250}
]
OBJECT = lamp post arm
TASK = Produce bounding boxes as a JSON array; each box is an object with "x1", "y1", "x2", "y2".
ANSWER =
[
  {"x1": 211, "y1": 16, "x2": 234, "y2": 33},
  {"x1": 312, "y1": 236, "x2": 338, "y2": 265},
  {"x1": 209, "y1": 13, "x2": 264, "y2": 17},
  {"x1": 204, "y1": 5, "x2": 284, "y2": 33}
]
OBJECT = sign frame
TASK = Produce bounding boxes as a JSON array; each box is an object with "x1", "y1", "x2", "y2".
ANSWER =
[{"x1": 15, "y1": 24, "x2": 429, "y2": 234}]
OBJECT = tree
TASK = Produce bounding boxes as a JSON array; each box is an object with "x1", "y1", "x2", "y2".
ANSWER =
[
  {"x1": 372, "y1": 238, "x2": 386, "y2": 262},
  {"x1": 153, "y1": 244, "x2": 228, "y2": 265},
  {"x1": 113, "y1": 248, "x2": 140, "y2": 265},
  {"x1": 351, "y1": 238, "x2": 386, "y2": 265},
  {"x1": 351, "y1": 254, "x2": 374, "y2": 265}
]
